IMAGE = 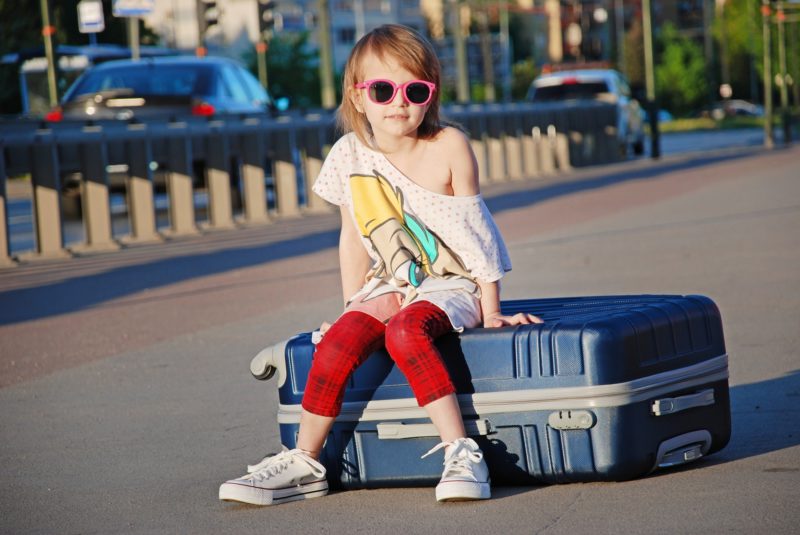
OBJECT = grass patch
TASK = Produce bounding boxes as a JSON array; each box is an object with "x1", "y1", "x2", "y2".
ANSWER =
[{"x1": 656, "y1": 116, "x2": 765, "y2": 133}]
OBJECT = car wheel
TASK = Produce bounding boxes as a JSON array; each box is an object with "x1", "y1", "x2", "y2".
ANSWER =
[{"x1": 633, "y1": 139, "x2": 645, "y2": 156}]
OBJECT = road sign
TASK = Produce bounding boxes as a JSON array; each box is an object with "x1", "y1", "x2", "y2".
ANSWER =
[
  {"x1": 112, "y1": 0, "x2": 154, "y2": 17},
  {"x1": 78, "y1": 0, "x2": 105, "y2": 33}
]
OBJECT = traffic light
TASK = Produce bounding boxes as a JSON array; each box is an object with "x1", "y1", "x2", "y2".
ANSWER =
[
  {"x1": 257, "y1": 0, "x2": 277, "y2": 41},
  {"x1": 196, "y1": 0, "x2": 219, "y2": 42}
]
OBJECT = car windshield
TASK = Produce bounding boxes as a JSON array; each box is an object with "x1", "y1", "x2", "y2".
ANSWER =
[
  {"x1": 533, "y1": 81, "x2": 610, "y2": 101},
  {"x1": 68, "y1": 65, "x2": 211, "y2": 99}
]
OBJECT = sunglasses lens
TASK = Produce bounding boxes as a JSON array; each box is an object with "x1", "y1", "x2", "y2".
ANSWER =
[
  {"x1": 369, "y1": 81, "x2": 395, "y2": 103},
  {"x1": 405, "y1": 82, "x2": 431, "y2": 104}
]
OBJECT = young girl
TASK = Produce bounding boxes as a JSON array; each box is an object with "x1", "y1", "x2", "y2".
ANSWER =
[{"x1": 219, "y1": 24, "x2": 541, "y2": 506}]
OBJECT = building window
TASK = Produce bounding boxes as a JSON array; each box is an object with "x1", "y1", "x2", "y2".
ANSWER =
[
  {"x1": 333, "y1": 0, "x2": 353, "y2": 11},
  {"x1": 338, "y1": 27, "x2": 356, "y2": 45}
]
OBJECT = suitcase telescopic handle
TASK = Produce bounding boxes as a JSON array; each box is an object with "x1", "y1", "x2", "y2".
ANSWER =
[
  {"x1": 377, "y1": 419, "x2": 493, "y2": 440},
  {"x1": 249, "y1": 339, "x2": 289, "y2": 386}
]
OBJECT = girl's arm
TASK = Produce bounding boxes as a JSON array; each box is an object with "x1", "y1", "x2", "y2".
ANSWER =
[
  {"x1": 319, "y1": 206, "x2": 372, "y2": 336},
  {"x1": 338, "y1": 205, "x2": 372, "y2": 305},
  {"x1": 441, "y1": 128, "x2": 543, "y2": 327},
  {"x1": 445, "y1": 127, "x2": 480, "y2": 197},
  {"x1": 477, "y1": 279, "x2": 542, "y2": 328}
]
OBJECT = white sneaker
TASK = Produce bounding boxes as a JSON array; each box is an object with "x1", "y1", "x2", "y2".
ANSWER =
[
  {"x1": 422, "y1": 437, "x2": 491, "y2": 502},
  {"x1": 219, "y1": 448, "x2": 328, "y2": 505}
]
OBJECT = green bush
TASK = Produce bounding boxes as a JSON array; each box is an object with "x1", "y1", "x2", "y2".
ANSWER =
[{"x1": 655, "y1": 23, "x2": 709, "y2": 116}]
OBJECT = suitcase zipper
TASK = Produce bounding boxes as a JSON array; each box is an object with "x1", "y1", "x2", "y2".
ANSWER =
[{"x1": 277, "y1": 354, "x2": 728, "y2": 423}]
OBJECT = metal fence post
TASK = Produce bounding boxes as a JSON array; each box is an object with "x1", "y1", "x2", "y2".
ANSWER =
[
  {"x1": 301, "y1": 115, "x2": 333, "y2": 213},
  {"x1": 73, "y1": 126, "x2": 119, "y2": 253},
  {"x1": 0, "y1": 142, "x2": 16, "y2": 267},
  {"x1": 124, "y1": 124, "x2": 161, "y2": 243},
  {"x1": 240, "y1": 122, "x2": 270, "y2": 225},
  {"x1": 467, "y1": 105, "x2": 489, "y2": 185},
  {"x1": 29, "y1": 132, "x2": 69, "y2": 259},
  {"x1": 534, "y1": 126, "x2": 555, "y2": 175},
  {"x1": 521, "y1": 108, "x2": 540, "y2": 178},
  {"x1": 503, "y1": 105, "x2": 524, "y2": 180},
  {"x1": 205, "y1": 124, "x2": 235, "y2": 230},
  {"x1": 165, "y1": 123, "x2": 199, "y2": 236},
  {"x1": 486, "y1": 104, "x2": 507, "y2": 181},
  {"x1": 273, "y1": 119, "x2": 301, "y2": 218},
  {"x1": 551, "y1": 125, "x2": 572, "y2": 171}
]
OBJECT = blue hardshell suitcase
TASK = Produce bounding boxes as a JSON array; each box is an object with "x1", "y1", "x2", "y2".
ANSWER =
[{"x1": 250, "y1": 295, "x2": 731, "y2": 488}]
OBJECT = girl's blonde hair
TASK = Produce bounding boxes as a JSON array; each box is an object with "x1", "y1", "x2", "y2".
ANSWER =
[{"x1": 337, "y1": 24, "x2": 442, "y2": 146}]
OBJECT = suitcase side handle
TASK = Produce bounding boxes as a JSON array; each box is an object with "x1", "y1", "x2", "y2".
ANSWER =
[
  {"x1": 249, "y1": 339, "x2": 289, "y2": 386},
  {"x1": 651, "y1": 388, "x2": 715, "y2": 416},
  {"x1": 377, "y1": 419, "x2": 493, "y2": 440}
]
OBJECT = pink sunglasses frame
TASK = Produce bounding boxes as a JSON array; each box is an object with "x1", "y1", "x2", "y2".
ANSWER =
[{"x1": 354, "y1": 79, "x2": 437, "y2": 106}]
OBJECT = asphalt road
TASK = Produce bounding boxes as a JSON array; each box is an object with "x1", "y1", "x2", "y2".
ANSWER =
[{"x1": 1, "y1": 142, "x2": 798, "y2": 534}]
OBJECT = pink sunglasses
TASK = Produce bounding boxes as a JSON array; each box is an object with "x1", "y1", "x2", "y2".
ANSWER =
[{"x1": 354, "y1": 79, "x2": 437, "y2": 106}]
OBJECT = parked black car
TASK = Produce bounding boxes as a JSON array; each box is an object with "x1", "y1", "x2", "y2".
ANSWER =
[{"x1": 46, "y1": 56, "x2": 274, "y2": 121}]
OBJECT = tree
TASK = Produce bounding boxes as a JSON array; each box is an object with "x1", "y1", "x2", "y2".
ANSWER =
[
  {"x1": 655, "y1": 23, "x2": 709, "y2": 116},
  {"x1": 244, "y1": 32, "x2": 322, "y2": 110},
  {"x1": 713, "y1": 0, "x2": 760, "y2": 101},
  {"x1": 511, "y1": 58, "x2": 537, "y2": 100}
]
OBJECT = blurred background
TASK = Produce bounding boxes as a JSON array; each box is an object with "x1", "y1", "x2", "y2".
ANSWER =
[
  {"x1": 1, "y1": 0, "x2": 797, "y2": 261},
  {"x1": 1, "y1": 0, "x2": 798, "y2": 124}
]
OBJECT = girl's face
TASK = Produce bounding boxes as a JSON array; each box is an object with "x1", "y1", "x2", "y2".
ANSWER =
[{"x1": 352, "y1": 51, "x2": 431, "y2": 144}]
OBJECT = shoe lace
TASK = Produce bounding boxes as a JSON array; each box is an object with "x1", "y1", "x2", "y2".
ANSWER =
[
  {"x1": 421, "y1": 439, "x2": 483, "y2": 477},
  {"x1": 243, "y1": 449, "x2": 325, "y2": 482}
]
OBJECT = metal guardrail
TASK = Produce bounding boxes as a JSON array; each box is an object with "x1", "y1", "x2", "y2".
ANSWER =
[{"x1": 0, "y1": 101, "x2": 621, "y2": 267}]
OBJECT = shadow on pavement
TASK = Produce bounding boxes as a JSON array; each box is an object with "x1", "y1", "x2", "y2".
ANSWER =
[
  {"x1": 0, "y1": 147, "x2": 767, "y2": 325},
  {"x1": 0, "y1": 228, "x2": 339, "y2": 325},
  {"x1": 721, "y1": 370, "x2": 800, "y2": 463},
  {"x1": 638, "y1": 370, "x2": 800, "y2": 480},
  {"x1": 484, "y1": 148, "x2": 762, "y2": 215}
]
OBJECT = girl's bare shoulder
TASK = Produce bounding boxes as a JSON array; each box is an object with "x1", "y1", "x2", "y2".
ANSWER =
[
  {"x1": 432, "y1": 126, "x2": 472, "y2": 158},
  {"x1": 432, "y1": 126, "x2": 478, "y2": 195}
]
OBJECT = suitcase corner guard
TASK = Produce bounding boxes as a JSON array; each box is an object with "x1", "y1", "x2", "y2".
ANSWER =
[{"x1": 249, "y1": 339, "x2": 290, "y2": 385}]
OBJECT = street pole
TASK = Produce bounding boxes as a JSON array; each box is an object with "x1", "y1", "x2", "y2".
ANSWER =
[
  {"x1": 39, "y1": 0, "x2": 58, "y2": 107},
  {"x1": 718, "y1": 0, "x2": 731, "y2": 93},
  {"x1": 500, "y1": 2, "x2": 511, "y2": 102},
  {"x1": 776, "y1": 2, "x2": 791, "y2": 143},
  {"x1": 451, "y1": 0, "x2": 469, "y2": 103},
  {"x1": 762, "y1": 0, "x2": 775, "y2": 149},
  {"x1": 317, "y1": 0, "x2": 336, "y2": 109},
  {"x1": 790, "y1": 15, "x2": 800, "y2": 109},
  {"x1": 703, "y1": 0, "x2": 716, "y2": 100},
  {"x1": 614, "y1": 0, "x2": 625, "y2": 73},
  {"x1": 642, "y1": 0, "x2": 659, "y2": 158},
  {"x1": 477, "y1": 9, "x2": 496, "y2": 102},
  {"x1": 256, "y1": 40, "x2": 269, "y2": 90}
]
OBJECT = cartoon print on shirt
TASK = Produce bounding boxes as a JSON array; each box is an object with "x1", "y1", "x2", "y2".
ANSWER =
[{"x1": 349, "y1": 171, "x2": 472, "y2": 295}]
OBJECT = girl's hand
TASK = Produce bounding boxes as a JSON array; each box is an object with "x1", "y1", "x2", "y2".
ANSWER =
[
  {"x1": 311, "y1": 321, "x2": 333, "y2": 344},
  {"x1": 483, "y1": 312, "x2": 543, "y2": 328}
]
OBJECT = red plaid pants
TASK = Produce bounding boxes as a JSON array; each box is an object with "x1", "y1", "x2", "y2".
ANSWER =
[{"x1": 302, "y1": 301, "x2": 455, "y2": 417}]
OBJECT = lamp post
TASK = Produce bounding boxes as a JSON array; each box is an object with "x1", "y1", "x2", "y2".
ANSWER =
[
  {"x1": 762, "y1": 0, "x2": 775, "y2": 148},
  {"x1": 776, "y1": 2, "x2": 792, "y2": 143}
]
